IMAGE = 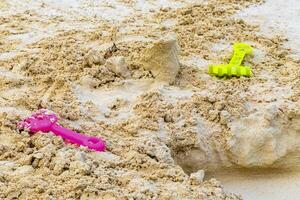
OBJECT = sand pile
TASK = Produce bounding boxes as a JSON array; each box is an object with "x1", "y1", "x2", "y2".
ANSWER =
[
  {"x1": 0, "y1": 0, "x2": 299, "y2": 199},
  {"x1": 139, "y1": 35, "x2": 180, "y2": 84}
]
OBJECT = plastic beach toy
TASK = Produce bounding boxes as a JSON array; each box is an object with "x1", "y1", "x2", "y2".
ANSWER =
[
  {"x1": 209, "y1": 64, "x2": 252, "y2": 77},
  {"x1": 209, "y1": 43, "x2": 253, "y2": 77},
  {"x1": 18, "y1": 109, "x2": 106, "y2": 152}
]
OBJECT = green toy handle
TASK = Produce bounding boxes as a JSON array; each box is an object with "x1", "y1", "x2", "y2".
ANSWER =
[
  {"x1": 229, "y1": 51, "x2": 246, "y2": 66},
  {"x1": 229, "y1": 43, "x2": 253, "y2": 66}
]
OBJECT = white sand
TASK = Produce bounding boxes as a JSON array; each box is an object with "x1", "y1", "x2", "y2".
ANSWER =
[
  {"x1": 236, "y1": 0, "x2": 300, "y2": 57},
  {"x1": 209, "y1": 170, "x2": 300, "y2": 200},
  {"x1": 1, "y1": 0, "x2": 299, "y2": 199}
]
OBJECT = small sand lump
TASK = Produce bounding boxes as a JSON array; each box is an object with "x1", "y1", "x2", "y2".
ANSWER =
[
  {"x1": 84, "y1": 49, "x2": 105, "y2": 67},
  {"x1": 189, "y1": 170, "x2": 205, "y2": 185},
  {"x1": 106, "y1": 56, "x2": 131, "y2": 78},
  {"x1": 139, "y1": 35, "x2": 180, "y2": 84}
]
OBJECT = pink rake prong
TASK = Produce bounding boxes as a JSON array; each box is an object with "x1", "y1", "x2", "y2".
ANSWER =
[{"x1": 18, "y1": 109, "x2": 106, "y2": 152}]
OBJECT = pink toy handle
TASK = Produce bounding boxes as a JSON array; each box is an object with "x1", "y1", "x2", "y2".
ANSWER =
[{"x1": 51, "y1": 124, "x2": 106, "y2": 152}]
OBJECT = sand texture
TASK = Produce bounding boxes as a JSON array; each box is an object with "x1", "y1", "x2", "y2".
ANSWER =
[{"x1": 0, "y1": 0, "x2": 299, "y2": 199}]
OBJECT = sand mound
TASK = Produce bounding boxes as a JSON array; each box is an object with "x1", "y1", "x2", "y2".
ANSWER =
[
  {"x1": 139, "y1": 35, "x2": 180, "y2": 84},
  {"x1": 0, "y1": 0, "x2": 299, "y2": 199}
]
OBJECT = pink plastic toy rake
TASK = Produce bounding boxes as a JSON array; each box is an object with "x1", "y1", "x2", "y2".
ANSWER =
[{"x1": 18, "y1": 109, "x2": 106, "y2": 152}]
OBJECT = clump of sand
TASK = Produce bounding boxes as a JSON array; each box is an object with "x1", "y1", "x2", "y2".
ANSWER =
[
  {"x1": 139, "y1": 35, "x2": 180, "y2": 84},
  {"x1": 106, "y1": 56, "x2": 131, "y2": 78}
]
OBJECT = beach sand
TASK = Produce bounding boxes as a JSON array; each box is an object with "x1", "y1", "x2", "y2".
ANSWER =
[{"x1": 0, "y1": 0, "x2": 299, "y2": 199}]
